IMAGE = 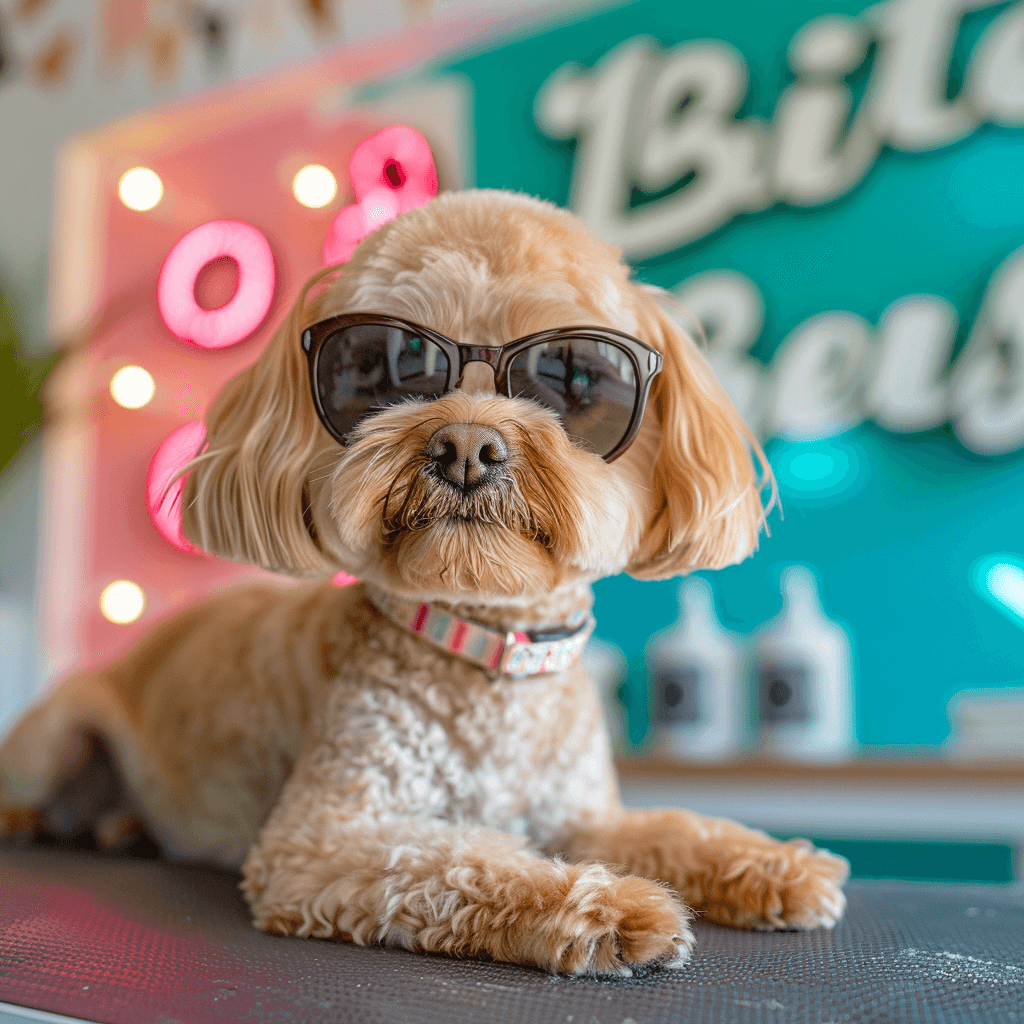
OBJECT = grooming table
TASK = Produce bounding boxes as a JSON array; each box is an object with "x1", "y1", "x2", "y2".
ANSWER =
[{"x1": 1, "y1": 848, "x2": 1022, "y2": 1024}]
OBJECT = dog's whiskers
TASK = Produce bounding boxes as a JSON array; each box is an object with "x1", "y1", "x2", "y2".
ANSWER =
[{"x1": 381, "y1": 460, "x2": 418, "y2": 525}]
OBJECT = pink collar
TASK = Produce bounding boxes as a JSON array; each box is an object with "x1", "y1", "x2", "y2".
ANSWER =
[{"x1": 365, "y1": 585, "x2": 595, "y2": 678}]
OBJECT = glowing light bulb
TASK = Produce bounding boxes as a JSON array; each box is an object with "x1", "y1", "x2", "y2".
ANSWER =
[
  {"x1": 118, "y1": 167, "x2": 164, "y2": 211},
  {"x1": 292, "y1": 164, "x2": 338, "y2": 208},
  {"x1": 110, "y1": 365, "x2": 155, "y2": 409},
  {"x1": 100, "y1": 580, "x2": 145, "y2": 624}
]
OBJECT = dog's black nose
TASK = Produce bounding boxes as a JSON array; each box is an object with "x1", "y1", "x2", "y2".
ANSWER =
[{"x1": 426, "y1": 423, "x2": 509, "y2": 492}]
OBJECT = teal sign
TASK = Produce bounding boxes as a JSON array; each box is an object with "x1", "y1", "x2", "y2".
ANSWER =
[{"x1": 428, "y1": 0, "x2": 1024, "y2": 747}]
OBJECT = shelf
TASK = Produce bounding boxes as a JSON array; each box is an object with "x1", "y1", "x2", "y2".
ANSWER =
[
  {"x1": 616, "y1": 755, "x2": 1024, "y2": 785},
  {"x1": 615, "y1": 753, "x2": 1024, "y2": 860}
]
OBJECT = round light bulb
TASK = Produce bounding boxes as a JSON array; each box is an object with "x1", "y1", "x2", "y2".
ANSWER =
[
  {"x1": 292, "y1": 164, "x2": 338, "y2": 209},
  {"x1": 118, "y1": 167, "x2": 164, "y2": 212},
  {"x1": 100, "y1": 580, "x2": 145, "y2": 624},
  {"x1": 110, "y1": 365, "x2": 155, "y2": 409}
]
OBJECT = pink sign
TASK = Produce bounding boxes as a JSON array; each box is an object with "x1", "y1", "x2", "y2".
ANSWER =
[{"x1": 41, "y1": 9, "x2": 479, "y2": 675}]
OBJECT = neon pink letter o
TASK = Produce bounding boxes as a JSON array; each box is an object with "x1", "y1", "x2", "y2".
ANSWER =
[
  {"x1": 158, "y1": 220, "x2": 275, "y2": 349},
  {"x1": 146, "y1": 420, "x2": 207, "y2": 552}
]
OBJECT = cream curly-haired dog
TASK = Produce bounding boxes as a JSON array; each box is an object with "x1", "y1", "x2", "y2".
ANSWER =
[{"x1": 0, "y1": 190, "x2": 847, "y2": 975}]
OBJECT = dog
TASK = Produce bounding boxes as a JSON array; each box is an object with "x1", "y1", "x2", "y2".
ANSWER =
[{"x1": 0, "y1": 190, "x2": 848, "y2": 975}]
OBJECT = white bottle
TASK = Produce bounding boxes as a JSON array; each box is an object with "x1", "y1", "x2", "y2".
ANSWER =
[
  {"x1": 582, "y1": 637, "x2": 629, "y2": 755},
  {"x1": 755, "y1": 565, "x2": 855, "y2": 761},
  {"x1": 646, "y1": 577, "x2": 746, "y2": 761}
]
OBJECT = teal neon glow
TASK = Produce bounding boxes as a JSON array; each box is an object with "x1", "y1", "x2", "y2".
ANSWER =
[
  {"x1": 972, "y1": 554, "x2": 1024, "y2": 629},
  {"x1": 770, "y1": 438, "x2": 864, "y2": 501},
  {"x1": 787, "y1": 451, "x2": 839, "y2": 482},
  {"x1": 987, "y1": 564, "x2": 1024, "y2": 618}
]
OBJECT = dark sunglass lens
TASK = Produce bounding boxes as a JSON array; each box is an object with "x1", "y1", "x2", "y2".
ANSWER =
[
  {"x1": 508, "y1": 338, "x2": 637, "y2": 457},
  {"x1": 316, "y1": 324, "x2": 449, "y2": 440}
]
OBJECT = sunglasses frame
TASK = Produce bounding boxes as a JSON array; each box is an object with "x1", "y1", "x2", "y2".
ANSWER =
[{"x1": 301, "y1": 312, "x2": 664, "y2": 462}]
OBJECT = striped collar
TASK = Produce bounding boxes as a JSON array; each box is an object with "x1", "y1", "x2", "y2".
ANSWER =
[{"x1": 365, "y1": 584, "x2": 595, "y2": 678}]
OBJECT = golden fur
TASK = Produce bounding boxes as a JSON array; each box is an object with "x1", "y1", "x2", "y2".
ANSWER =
[{"x1": 0, "y1": 191, "x2": 847, "y2": 975}]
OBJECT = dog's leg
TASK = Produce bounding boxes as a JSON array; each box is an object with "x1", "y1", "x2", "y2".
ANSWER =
[
  {"x1": 0, "y1": 672, "x2": 154, "y2": 847},
  {"x1": 1, "y1": 673, "x2": 109, "y2": 842},
  {"x1": 552, "y1": 809, "x2": 849, "y2": 931},
  {"x1": 242, "y1": 815, "x2": 695, "y2": 975}
]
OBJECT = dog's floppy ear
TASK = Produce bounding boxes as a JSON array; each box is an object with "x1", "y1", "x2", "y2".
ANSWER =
[
  {"x1": 181, "y1": 270, "x2": 339, "y2": 576},
  {"x1": 626, "y1": 284, "x2": 775, "y2": 580}
]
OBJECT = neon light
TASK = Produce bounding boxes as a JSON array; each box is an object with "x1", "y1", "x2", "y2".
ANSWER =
[
  {"x1": 158, "y1": 220, "x2": 275, "y2": 349},
  {"x1": 788, "y1": 451, "x2": 839, "y2": 482},
  {"x1": 348, "y1": 126, "x2": 438, "y2": 211},
  {"x1": 770, "y1": 437, "x2": 865, "y2": 501},
  {"x1": 147, "y1": 420, "x2": 207, "y2": 553},
  {"x1": 323, "y1": 125, "x2": 438, "y2": 266},
  {"x1": 323, "y1": 203, "x2": 379, "y2": 265},
  {"x1": 361, "y1": 187, "x2": 402, "y2": 225},
  {"x1": 988, "y1": 564, "x2": 1024, "y2": 618},
  {"x1": 973, "y1": 554, "x2": 1024, "y2": 629}
]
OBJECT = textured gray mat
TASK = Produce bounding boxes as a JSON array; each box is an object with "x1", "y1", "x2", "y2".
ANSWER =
[{"x1": 1, "y1": 847, "x2": 1023, "y2": 1024}]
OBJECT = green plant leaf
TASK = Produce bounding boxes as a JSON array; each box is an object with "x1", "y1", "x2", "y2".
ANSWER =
[{"x1": 0, "y1": 289, "x2": 59, "y2": 481}]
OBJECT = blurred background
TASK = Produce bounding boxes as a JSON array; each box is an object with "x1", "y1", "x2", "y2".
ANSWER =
[{"x1": 1, "y1": 0, "x2": 1022, "y2": 884}]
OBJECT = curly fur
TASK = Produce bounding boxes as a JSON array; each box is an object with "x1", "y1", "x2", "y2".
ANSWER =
[{"x1": 0, "y1": 190, "x2": 846, "y2": 975}]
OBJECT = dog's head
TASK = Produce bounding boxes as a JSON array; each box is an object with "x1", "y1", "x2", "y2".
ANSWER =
[{"x1": 182, "y1": 191, "x2": 773, "y2": 602}]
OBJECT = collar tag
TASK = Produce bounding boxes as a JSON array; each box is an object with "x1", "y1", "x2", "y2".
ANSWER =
[
  {"x1": 498, "y1": 623, "x2": 595, "y2": 677},
  {"x1": 365, "y1": 585, "x2": 594, "y2": 678}
]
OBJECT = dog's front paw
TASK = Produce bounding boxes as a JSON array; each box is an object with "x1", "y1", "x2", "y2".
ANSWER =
[
  {"x1": 710, "y1": 838, "x2": 849, "y2": 931},
  {"x1": 541, "y1": 869, "x2": 694, "y2": 976}
]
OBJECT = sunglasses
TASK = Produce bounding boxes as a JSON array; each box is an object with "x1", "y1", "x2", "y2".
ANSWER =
[{"x1": 302, "y1": 314, "x2": 663, "y2": 462}]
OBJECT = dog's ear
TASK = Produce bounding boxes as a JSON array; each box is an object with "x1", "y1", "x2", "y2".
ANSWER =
[
  {"x1": 181, "y1": 271, "x2": 339, "y2": 576},
  {"x1": 625, "y1": 284, "x2": 775, "y2": 580}
]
